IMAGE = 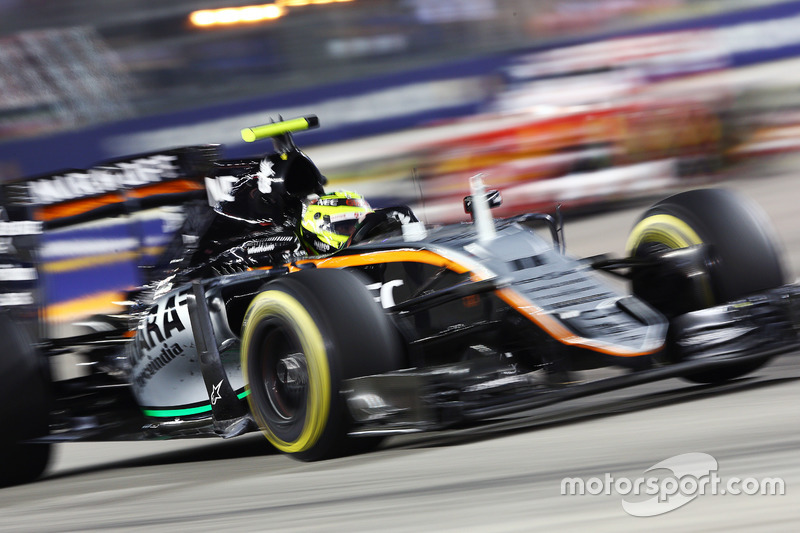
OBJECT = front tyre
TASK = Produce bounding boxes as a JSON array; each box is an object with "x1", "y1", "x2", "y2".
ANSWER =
[
  {"x1": 241, "y1": 268, "x2": 402, "y2": 460},
  {"x1": 627, "y1": 188, "x2": 787, "y2": 384}
]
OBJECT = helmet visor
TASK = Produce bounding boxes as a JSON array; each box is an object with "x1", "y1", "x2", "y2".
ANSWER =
[
  {"x1": 324, "y1": 211, "x2": 365, "y2": 238},
  {"x1": 330, "y1": 218, "x2": 360, "y2": 237}
]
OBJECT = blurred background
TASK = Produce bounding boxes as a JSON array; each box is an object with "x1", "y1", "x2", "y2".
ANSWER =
[
  {"x1": 3, "y1": 0, "x2": 800, "y2": 326},
  {"x1": 1, "y1": 5, "x2": 797, "y2": 527}
]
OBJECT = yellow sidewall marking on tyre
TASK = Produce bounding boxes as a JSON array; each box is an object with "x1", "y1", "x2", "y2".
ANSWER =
[
  {"x1": 241, "y1": 290, "x2": 331, "y2": 454},
  {"x1": 626, "y1": 214, "x2": 703, "y2": 252},
  {"x1": 626, "y1": 213, "x2": 714, "y2": 306}
]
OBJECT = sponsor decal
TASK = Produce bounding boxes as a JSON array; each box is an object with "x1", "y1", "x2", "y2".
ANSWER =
[
  {"x1": 28, "y1": 154, "x2": 180, "y2": 205},
  {"x1": 205, "y1": 175, "x2": 238, "y2": 205},
  {"x1": 328, "y1": 212, "x2": 360, "y2": 223},
  {"x1": 0, "y1": 267, "x2": 37, "y2": 281},
  {"x1": 0, "y1": 292, "x2": 35, "y2": 306},
  {"x1": 210, "y1": 379, "x2": 223, "y2": 405},
  {"x1": 246, "y1": 235, "x2": 297, "y2": 255},
  {"x1": 246, "y1": 243, "x2": 276, "y2": 255},
  {"x1": 315, "y1": 197, "x2": 340, "y2": 207},
  {"x1": 134, "y1": 288, "x2": 190, "y2": 356},
  {"x1": 134, "y1": 342, "x2": 185, "y2": 388},
  {"x1": 366, "y1": 279, "x2": 404, "y2": 308},
  {"x1": 256, "y1": 158, "x2": 276, "y2": 194},
  {"x1": 0, "y1": 220, "x2": 43, "y2": 236},
  {"x1": 314, "y1": 240, "x2": 331, "y2": 252}
]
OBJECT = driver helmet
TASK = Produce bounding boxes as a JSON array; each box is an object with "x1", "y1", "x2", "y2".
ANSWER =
[{"x1": 299, "y1": 191, "x2": 372, "y2": 254}]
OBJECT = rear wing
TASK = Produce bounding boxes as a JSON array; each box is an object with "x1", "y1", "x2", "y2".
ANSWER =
[
  {"x1": 0, "y1": 113, "x2": 324, "y2": 228},
  {"x1": 1, "y1": 145, "x2": 219, "y2": 230},
  {"x1": 0, "y1": 146, "x2": 219, "y2": 333}
]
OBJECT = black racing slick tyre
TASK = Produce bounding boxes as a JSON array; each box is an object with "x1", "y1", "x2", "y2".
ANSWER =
[
  {"x1": 241, "y1": 268, "x2": 403, "y2": 461},
  {"x1": 0, "y1": 312, "x2": 52, "y2": 486},
  {"x1": 627, "y1": 188, "x2": 787, "y2": 384}
]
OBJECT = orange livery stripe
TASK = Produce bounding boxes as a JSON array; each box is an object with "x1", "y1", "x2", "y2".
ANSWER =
[{"x1": 288, "y1": 248, "x2": 661, "y2": 358}]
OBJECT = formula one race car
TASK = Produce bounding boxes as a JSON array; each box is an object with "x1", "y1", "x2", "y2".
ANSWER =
[{"x1": 2, "y1": 116, "x2": 798, "y2": 486}]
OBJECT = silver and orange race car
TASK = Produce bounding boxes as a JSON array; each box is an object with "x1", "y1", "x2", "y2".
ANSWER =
[{"x1": 2, "y1": 116, "x2": 798, "y2": 485}]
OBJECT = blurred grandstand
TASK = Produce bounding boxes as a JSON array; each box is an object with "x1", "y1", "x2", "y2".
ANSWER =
[
  {"x1": 5, "y1": 0, "x2": 800, "y2": 330},
  {"x1": 0, "y1": 0, "x2": 785, "y2": 141}
]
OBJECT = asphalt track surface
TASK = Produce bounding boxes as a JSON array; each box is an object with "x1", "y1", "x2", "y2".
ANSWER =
[{"x1": 2, "y1": 164, "x2": 799, "y2": 532}]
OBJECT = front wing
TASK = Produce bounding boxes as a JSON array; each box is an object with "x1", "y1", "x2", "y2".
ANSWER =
[{"x1": 344, "y1": 284, "x2": 800, "y2": 436}]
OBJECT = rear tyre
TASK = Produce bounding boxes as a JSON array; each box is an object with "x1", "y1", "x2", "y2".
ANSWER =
[
  {"x1": 0, "y1": 312, "x2": 52, "y2": 486},
  {"x1": 627, "y1": 188, "x2": 787, "y2": 384},
  {"x1": 241, "y1": 268, "x2": 403, "y2": 460}
]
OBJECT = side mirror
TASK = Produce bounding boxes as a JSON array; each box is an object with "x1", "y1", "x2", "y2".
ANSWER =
[{"x1": 463, "y1": 189, "x2": 502, "y2": 216}]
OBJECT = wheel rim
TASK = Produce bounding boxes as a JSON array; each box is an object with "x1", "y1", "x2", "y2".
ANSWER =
[
  {"x1": 627, "y1": 213, "x2": 715, "y2": 309},
  {"x1": 261, "y1": 327, "x2": 309, "y2": 422},
  {"x1": 251, "y1": 319, "x2": 310, "y2": 438}
]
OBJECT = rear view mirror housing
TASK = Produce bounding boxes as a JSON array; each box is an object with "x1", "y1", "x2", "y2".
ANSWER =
[{"x1": 464, "y1": 189, "x2": 502, "y2": 215}]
